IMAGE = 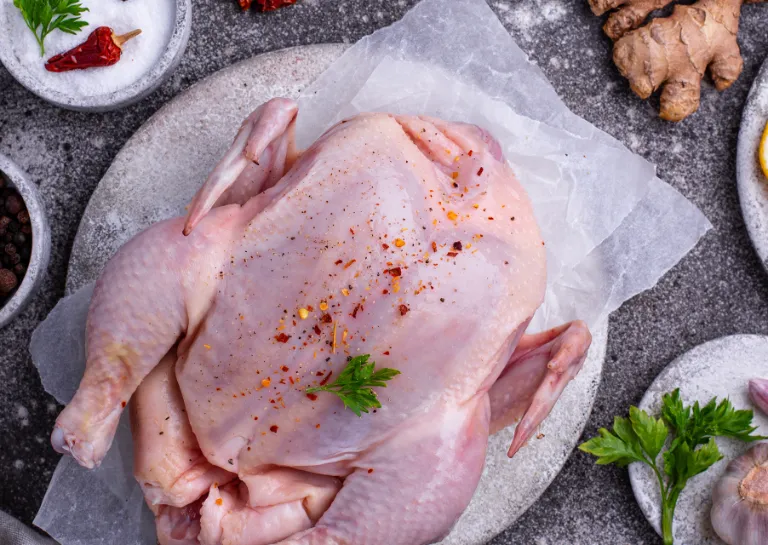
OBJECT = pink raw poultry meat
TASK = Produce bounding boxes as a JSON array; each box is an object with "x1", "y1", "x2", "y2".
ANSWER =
[{"x1": 51, "y1": 98, "x2": 591, "y2": 545}]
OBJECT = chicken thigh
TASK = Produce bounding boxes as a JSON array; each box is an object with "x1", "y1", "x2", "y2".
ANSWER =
[{"x1": 52, "y1": 99, "x2": 591, "y2": 545}]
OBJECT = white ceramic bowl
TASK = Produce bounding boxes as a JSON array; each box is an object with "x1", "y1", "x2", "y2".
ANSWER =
[
  {"x1": 0, "y1": 0, "x2": 191, "y2": 112},
  {"x1": 0, "y1": 154, "x2": 51, "y2": 329}
]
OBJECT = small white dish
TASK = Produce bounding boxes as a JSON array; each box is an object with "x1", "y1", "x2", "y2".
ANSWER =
[
  {"x1": 0, "y1": 0, "x2": 191, "y2": 112},
  {"x1": 629, "y1": 335, "x2": 768, "y2": 545},
  {"x1": 0, "y1": 154, "x2": 51, "y2": 329},
  {"x1": 737, "y1": 57, "x2": 768, "y2": 273}
]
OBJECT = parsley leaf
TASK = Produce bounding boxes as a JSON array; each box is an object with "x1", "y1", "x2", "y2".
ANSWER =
[
  {"x1": 306, "y1": 355, "x2": 400, "y2": 416},
  {"x1": 630, "y1": 405, "x2": 668, "y2": 460},
  {"x1": 580, "y1": 390, "x2": 764, "y2": 545},
  {"x1": 579, "y1": 417, "x2": 646, "y2": 467},
  {"x1": 13, "y1": 0, "x2": 89, "y2": 56}
]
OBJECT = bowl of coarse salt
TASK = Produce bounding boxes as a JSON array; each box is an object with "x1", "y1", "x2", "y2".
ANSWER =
[{"x1": 0, "y1": 0, "x2": 191, "y2": 112}]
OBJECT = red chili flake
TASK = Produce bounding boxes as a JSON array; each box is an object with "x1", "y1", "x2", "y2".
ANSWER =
[
  {"x1": 313, "y1": 325, "x2": 322, "y2": 335},
  {"x1": 477, "y1": 167, "x2": 484, "y2": 176},
  {"x1": 468, "y1": 150, "x2": 474, "y2": 156},
  {"x1": 319, "y1": 371, "x2": 333, "y2": 386},
  {"x1": 335, "y1": 259, "x2": 343, "y2": 265},
  {"x1": 316, "y1": 371, "x2": 325, "y2": 376},
  {"x1": 452, "y1": 241, "x2": 462, "y2": 251},
  {"x1": 351, "y1": 304, "x2": 362, "y2": 318},
  {"x1": 320, "y1": 314, "x2": 332, "y2": 324},
  {"x1": 382, "y1": 289, "x2": 389, "y2": 295},
  {"x1": 367, "y1": 468, "x2": 374, "y2": 474},
  {"x1": 269, "y1": 399, "x2": 276, "y2": 404},
  {"x1": 488, "y1": 216, "x2": 494, "y2": 220},
  {"x1": 270, "y1": 425, "x2": 279, "y2": 433},
  {"x1": 307, "y1": 393, "x2": 318, "y2": 401},
  {"x1": 253, "y1": 416, "x2": 259, "y2": 420},
  {"x1": 307, "y1": 305, "x2": 314, "y2": 312},
  {"x1": 281, "y1": 365, "x2": 289, "y2": 372},
  {"x1": 383, "y1": 351, "x2": 390, "y2": 355},
  {"x1": 121, "y1": 401, "x2": 126, "y2": 408},
  {"x1": 431, "y1": 241, "x2": 437, "y2": 252},
  {"x1": 316, "y1": 423, "x2": 321, "y2": 429},
  {"x1": 447, "y1": 252, "x2": 458, "y2": 257},
  {"x1": 398, "y1": 304, "x2": 409, "y2": 316},
  {"x1": 386, "y1": 267, "x2": 402, "y2": 277},
  {"x1": 344, "y1": 259, "x2": 357, "y2": 269},
  {"x1": 350, "y1": 228, "x2": 355, "y2": 235},
  {"x1": 289, "y1": 376, "x2": 295, "y2": 385},
  {"x1": 382, "y1": 243, "x2": 390, "y2": 250},
  {"x1": 275, "y1": 333, "x2": 291, "y2": 343},
  {"x1": 216, "y1": 387, "x2": 222, "y2": 391}
]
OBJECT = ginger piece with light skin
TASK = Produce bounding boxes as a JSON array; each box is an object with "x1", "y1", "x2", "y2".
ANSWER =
[{"x1": 589, "y1": 0, "x2": 766, "y2": 121}]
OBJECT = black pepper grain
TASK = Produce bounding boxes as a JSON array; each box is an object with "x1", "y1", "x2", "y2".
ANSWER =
[
  {"x1": 0, "y1": 269, "x2": 17, "y2": 295},
  {"x1": 4, "y1": 195, "x2": 22, "y2": 215}
]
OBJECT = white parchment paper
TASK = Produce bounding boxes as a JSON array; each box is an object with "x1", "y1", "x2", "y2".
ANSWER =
[{"x1": 30, "y1": 0, "x2": 711, "y2": 543}]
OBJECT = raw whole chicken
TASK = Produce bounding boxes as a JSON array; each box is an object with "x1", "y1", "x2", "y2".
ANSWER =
[{"x1": 51, "y1": 98, "x2": 592, "y2": 545}]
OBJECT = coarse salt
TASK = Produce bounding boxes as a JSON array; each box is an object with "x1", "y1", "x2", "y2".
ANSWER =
[{"x1": 1, "y1": 0, "x2": 174, "y2": 98}]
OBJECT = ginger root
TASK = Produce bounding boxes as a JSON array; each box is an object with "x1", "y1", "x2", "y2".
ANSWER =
[{"x1": 589, "y1": 0, "x2": 765, "y2": 121}]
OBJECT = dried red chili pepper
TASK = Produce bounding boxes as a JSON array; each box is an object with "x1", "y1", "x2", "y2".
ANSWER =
[
  {"x1": 45, "y1": 27, "x2": 141, "y2": 73},
  {"x1": 239, "y1": 0, "x2": 297, "y2": 11}
]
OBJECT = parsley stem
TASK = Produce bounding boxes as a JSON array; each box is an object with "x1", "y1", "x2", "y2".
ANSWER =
[
  {"x1": 37, "y1": 34, "x2": 45, "y2": 57},
  {"x1": 661, "y1": 486, "x2": 682, "y2": 545}
]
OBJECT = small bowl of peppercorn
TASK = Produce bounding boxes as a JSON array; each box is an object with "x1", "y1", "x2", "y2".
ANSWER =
[{"x1": 0, "y1": 154, "x2": 51, "y2": 329}]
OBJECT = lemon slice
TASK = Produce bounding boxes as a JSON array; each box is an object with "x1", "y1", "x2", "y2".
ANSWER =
[{"x1": 759, "y1": 120, "x2": 768, "y2": 180}]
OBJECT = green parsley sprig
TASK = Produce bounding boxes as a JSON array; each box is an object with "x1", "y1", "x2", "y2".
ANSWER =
[
  {"x1": 13, "y1": 0, "x2": 89, "y2": 57},
  {"x1": 306, "y1": 354, "x2": 400, "y2": 416},
  {"x1": 579, "y1": 389, "x2": 765, "y2": 545}
]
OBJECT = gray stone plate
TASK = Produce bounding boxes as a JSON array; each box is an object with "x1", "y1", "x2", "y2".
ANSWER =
[
  {"x1": 737, "y1": 57, "x2": 768, "y2": 272},
  {"x1": 66, "y1": 44, "x2": 608, "y2": 544},
  {"x1": 629, "y1": 335, "x2": 768, "y2": 545}
]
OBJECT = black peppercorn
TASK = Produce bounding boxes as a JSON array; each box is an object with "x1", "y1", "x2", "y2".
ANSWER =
[
  {"x1": 7, "y1": 220, "x2": 18, "y2": 233},
  {"x1": 2, "y1": 233, "x2": 11, "y2": 243},
  {"x1": 13, "y1": 232, "x2": 25, "y2": 246},
  {"x1": 0, "y1": 216, "x2": 10, "y2": 234},
  {"x1": 21, "y1": 224, "x2": 31, "y2": 235},
  {"x1": 17, "y1": 210, "x2": 29, "y2": 224},
  {"x1": 0, "y1": 268, "x2": 17, "y2": 295},
  {"x1": 5, "y1": 195, "x2": 22, "y2": 215},
  {"x1": 4, "y1": 243, "x2": 16, "y2": 256},
  {"x1": 13, "y1": 264, "x2": 25, "y2": 276},
  {"x1": 8, "y1": 253, "x2": 20, "y2": 265},
  {"x1": 19, "y1": 246, "x2": 30, "y2": 261}
]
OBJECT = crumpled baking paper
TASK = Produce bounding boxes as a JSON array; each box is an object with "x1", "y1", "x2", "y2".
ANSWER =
[{"x1": 30, "y1": 0, "x2": 711, "y2": 543}]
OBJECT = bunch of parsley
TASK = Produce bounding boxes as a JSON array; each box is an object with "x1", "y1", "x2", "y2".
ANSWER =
[
  {"x1": 13, "y1": 0, "x2": 89, "y2": 56},
  {"x1": 580, "y1": 389, "x2": 764, "y2": 545}
]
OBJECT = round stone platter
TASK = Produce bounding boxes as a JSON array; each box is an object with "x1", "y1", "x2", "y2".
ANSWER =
[
  {"x1": 737, "y1": 56, "x2": 768, "y2": 273},
  {"x1": 629, "y1": 335, "x2": 768, "y2": 545},
  {"x1": 66, "y1": 44, "x2": 608, "y2": 544}
]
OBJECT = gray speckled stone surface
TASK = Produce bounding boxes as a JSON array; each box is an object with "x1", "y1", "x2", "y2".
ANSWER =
[{"x1": 1, "y1": 1, "x2": 768, "y2": 544}]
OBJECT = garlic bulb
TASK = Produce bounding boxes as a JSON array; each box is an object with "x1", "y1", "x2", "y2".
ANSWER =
[
  {"x1": 750, "y1": 379, "x2": 768, "y2": 416},
  {"x1": 711, "y1": 443, "x2": 768, "y2": 545}
]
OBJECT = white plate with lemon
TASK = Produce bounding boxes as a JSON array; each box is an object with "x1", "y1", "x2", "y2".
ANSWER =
[{"x1": 738, "y1": 58, "x2": 768, "y2": 271}]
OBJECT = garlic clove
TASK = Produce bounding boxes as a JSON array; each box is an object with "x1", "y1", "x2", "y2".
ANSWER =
[
  {"x1": 711, "y1": 443, "x2": 768, "y2": 545},
  {"x1": 749, "y1": 378, "x2": 768, "y2": 416}
]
